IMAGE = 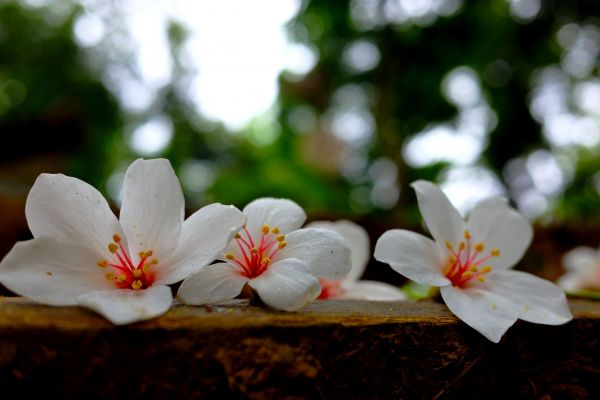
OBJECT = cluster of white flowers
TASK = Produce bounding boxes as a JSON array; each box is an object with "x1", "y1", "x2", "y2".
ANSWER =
[{"x1": 0, "y1": 159, "x2": 573, "y2": 342}]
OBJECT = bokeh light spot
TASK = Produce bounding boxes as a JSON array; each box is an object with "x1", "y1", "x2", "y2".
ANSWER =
[{"x1": 130, "y1": 116, "x2": 173, "y2": 156}]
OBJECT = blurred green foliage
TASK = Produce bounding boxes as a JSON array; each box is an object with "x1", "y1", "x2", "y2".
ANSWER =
[
  {"x1": 0, "y1": 0, "x2": 598, "y2": 225},
  {"x1": 272, "y1": 0, "x2": 600, "y2": 223},
  {"x1": 0, "y1": 2, "x2": 121, "y2": 185}
]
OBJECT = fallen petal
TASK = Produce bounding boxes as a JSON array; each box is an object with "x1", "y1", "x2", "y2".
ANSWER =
[{"x1": 77, "y1": 285, "x2": 173, "y2": 325}]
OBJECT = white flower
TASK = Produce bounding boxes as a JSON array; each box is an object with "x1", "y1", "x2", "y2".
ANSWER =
[
  {"x1": 307, "y1": 220, "x2": 405, "y2": 301},
  {"x1": 558, "y1": 245, "x2": 600, "y2": 292},
  {"x1": 0, "y1": 159, "x2": 245, "y2": 325},
  {"x1": 374, "y1": 180, "x2": 572, "y2": 342},
  {"x1": 177, "y1": 198, "x2": 351, "y2": 311}
]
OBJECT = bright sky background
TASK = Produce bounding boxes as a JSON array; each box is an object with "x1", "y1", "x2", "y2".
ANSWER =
[{"x1": 70, "y1": 0, "x2": 313, "y2": 131}]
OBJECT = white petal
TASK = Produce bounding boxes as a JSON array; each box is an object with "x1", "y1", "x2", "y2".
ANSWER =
[
  {"x1": 243, "y1": 198, "x2": 306, "y2": 234},
  {"x1": 374, "y1": 230, "x2": 450, "y2": 287},
  {"x1": 467, "y1": 197, "x2": 533, "y2": 270},
  {"x1": 411, "y1": 180, "x2": 465, "y2": 250},
  {"x1": 563, "y1": 246, "x2": 599, "y2": 271},
  {"x1": 558, "y1": 247, "x2": 600, "y2": 290},
  {"x1": 486, "y1": 270, "x2": 572, "y2": 325},
  {"x1": 25, "y1": 173, "x2": 122, "y2": 257},
  {"x1": 120, "y1": 158, "x2": 184, "y2": 261},
  {"x1": 277, "y1": 228, "x2": 351, "y2": 280},
  {"x1": 441, "y1": 285, "x2": 519, "y2": 343},
  {"x1": 248, "y1": 258, "x2": 321, "y2": 311},
  {"x1": 157, "y1": 204, "x2": 246, "y2": 285},
  {"x1": 466, "y1": 196, "x2": 508, "y2": 227},
  {"x1": 77, "y1": 285, "x2": 173, "y2": 325},
  {"x1": 339, "y1": 280, "x2": 406, "y2": 301},
  {"x1": 307, "y1": 220, "x2": 370, "y2": 281},
  {"x1": 0, "y1": 237, "x2": 112, "y2": 305},
  {"x1": 177, "y1": 263, "x2": 248, "y2": 305},
  {"x1": 556, "y1": 271, "x2": 584, "y2": 291}
]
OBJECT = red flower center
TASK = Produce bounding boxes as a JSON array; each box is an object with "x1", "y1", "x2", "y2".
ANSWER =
[
  {"x1": 318, "y1": 278, "x2": 345, "y2": 299},
  {"x1": 97, "y1": 234, "x2": 156, "y2": 290},
  {"x1": 443, "y1": 230, "x2": 499, "y2": 288},
  {"x1": 224, "y1": 224, "x2": 287, "y2": 278}
]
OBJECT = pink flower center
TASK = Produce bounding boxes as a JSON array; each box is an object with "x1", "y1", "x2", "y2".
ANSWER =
[
  {"x1": 224, "y1": 224, "x2": 288, "y2": 278},
  {"x1": 318, "y1": 278, "x2": 345, "y2": 299},
  {"x1": 443, "y1": 230, "x2": 500, "y2": 288},
  {"x1": 97, "y1": 234, "x2": 157, "y2": 290}
]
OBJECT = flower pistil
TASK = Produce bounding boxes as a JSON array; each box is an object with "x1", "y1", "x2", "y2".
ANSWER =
[
  {"x1": 97, "y1": 234, "x2": 157, "y2": 290},
  {"x1": 443, "y1": 230, "x2": 499, "y2": 288},
  {"x1": 224, "y1": 224, "x2": 288, "y2": 278}
]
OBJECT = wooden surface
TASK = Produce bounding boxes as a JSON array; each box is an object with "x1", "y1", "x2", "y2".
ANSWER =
[{"x1": 0, "y1": 297, "x2": 599, "y2": 399}]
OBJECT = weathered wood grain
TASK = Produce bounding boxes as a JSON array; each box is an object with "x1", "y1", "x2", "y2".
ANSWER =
[{"x1": 0, "y1": 298, "x2": 598, "y2": 399}]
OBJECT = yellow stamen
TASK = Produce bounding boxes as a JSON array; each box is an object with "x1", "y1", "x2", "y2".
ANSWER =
[
  {"x1": 477, "y1": 276, "x2": 486, "y2": 283},
  {"x1": 133, "y1": 269, "x2": 142, "y2": 278},
  {"x1": 225, "y1": 253, "x2": 236, "y2": 260},
  {"x1": 251, "y1": 247, "x2": 259, "y2": 254},
  {"x1": 474, "y1": 242, "x2": 485, "y2": 252},
  {"x1": 261, "y1": 224, "x2": 270, "y2": 234},
  {"x1": 469, "y1": 266, "x2": 478, "y2": 272},
  {"x1": 112, "y1": 234, "x2": 121, "y2": 243},
  {"x1": 131, "y1": 280, "x2": 143, "y2": 290},
  {"x1": 108, "y1": 243, "x2": 118, "y2": 253},
  {"x1": 271, "y1": 227, "x2": 280, "y2": 234},
  {"x1": 97, "y1": 260, "x2": 108, "y2": 268},
  {"x1": 462, "y1": 272, "x2": 472, "y2": 279},
  {"x1": 491, "y1": 248, "x2": 500, "y2": 257},
  {"x1": 262, "y1": 256, "x2": 271, "y2": 265},
  {"x1": 234, "y1": 233, "x2": 242, "y2": 239},
  {"x1": 117, "y1": 274, "x2": 127, "y2": 283},
  {"x1": 445, "y1": 240, "x2": 453, "y2": 250},
  {"x1": 151, "y1": 259, "x2": 159, "y2": 265},
  {"x1": 449, "y1": 255, "x2": 457, "y2": 264},
  {"x1": 459, "y1": 242, "x2": 465, "y2": 250},
  {"x1": 278, "y1": 241, "x2": 287, "y2": 249},
  {"x1": 277, "y1": 234, "x2": 286, "y2": 242},
  {"x1": 481, "y1": 266, "x2": 492, "y2": 273},
  {"x1": 464, "y1": 230, "x2": 471, "y2": 240},
  {"x1": 142, "y1": 264, "x2": 151, "y2": 273},
  {"x1": 105, "y1": 272, "x2": 115, "y2": 281}
]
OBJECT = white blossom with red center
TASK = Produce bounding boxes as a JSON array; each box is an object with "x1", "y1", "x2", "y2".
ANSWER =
[
  {"x1": 306, "y1": 220, "x2": 405, "y2": 301},
  {"x1": 177, "y1": 198, "x2": 352, "y2": 311},
  {"x1": 374, "y1": 180, "x2": 572, "y2": 343},
  {"x1": 0, "y1": 159, "x2": 245, "y2": 325}
]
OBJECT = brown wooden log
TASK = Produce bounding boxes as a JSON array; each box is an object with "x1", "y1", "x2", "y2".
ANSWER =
[{"x1": 0, "y1": 297, "x2": 598, "y2": 399}]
